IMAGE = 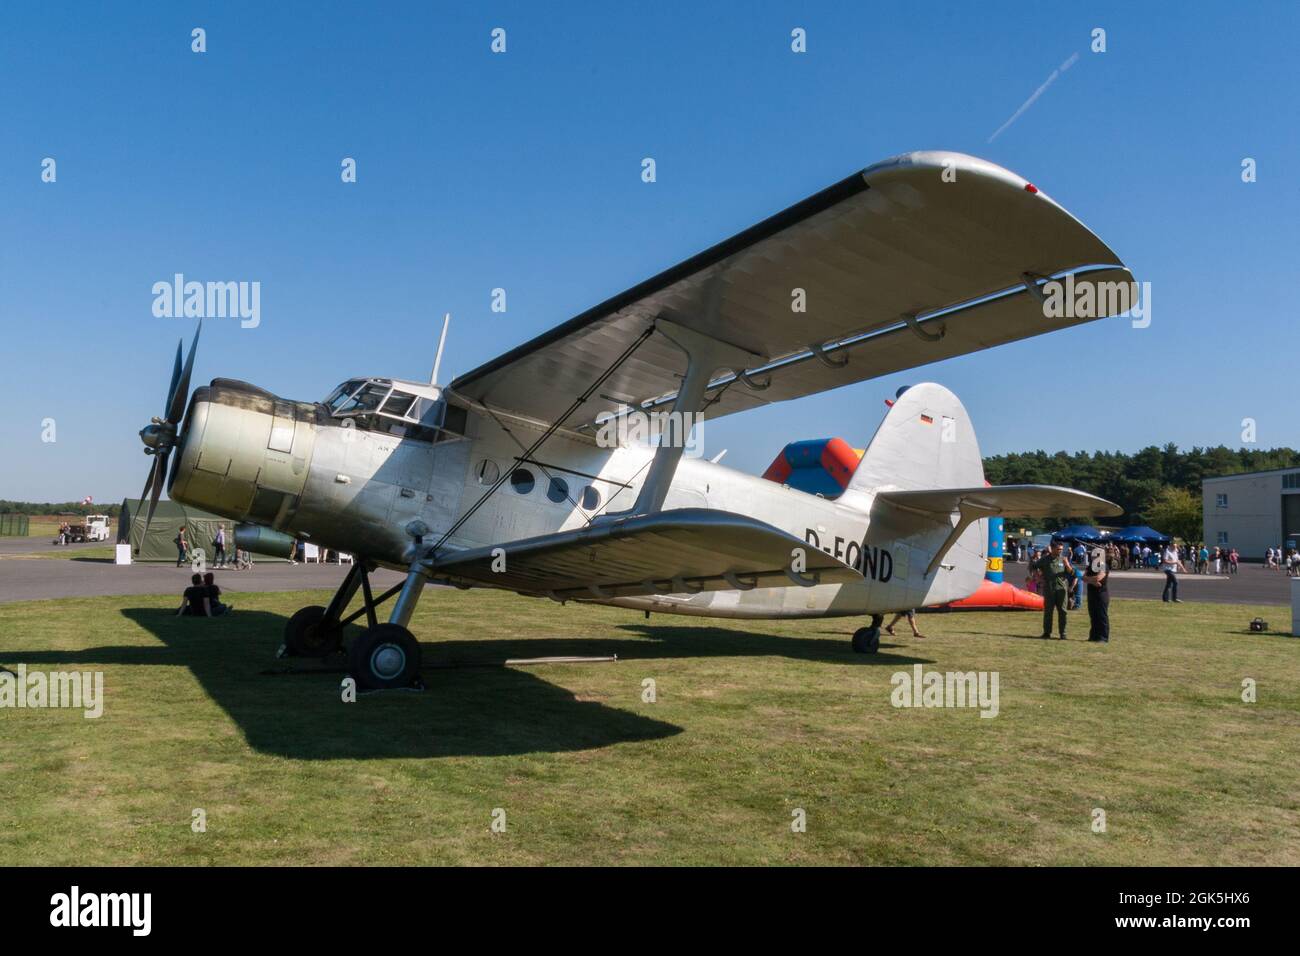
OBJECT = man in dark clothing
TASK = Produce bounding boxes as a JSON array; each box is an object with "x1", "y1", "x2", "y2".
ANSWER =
[
  {"x1": 177, "y1": 573, "x2": 211, "y2": 617},
  {"x1": 202, "y1": 571, "x2": 230, "y2": 616},
  {"x1": 1084, "y1": 546, "x2": 1110, "y2": 642},
  {"x1": 1033, "y1": 541, "x2": 1074, "y2": 639}
]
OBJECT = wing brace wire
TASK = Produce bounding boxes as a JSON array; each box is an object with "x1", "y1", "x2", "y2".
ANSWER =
[{"x1": 427, "y1": 326, "x2": 655, "y2": 556}]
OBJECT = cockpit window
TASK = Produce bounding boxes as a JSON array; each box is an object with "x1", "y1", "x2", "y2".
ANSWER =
[
  {"x1": 380, "y1": 391, "x2": 416, "y2": 417},
  {"x1": 325, "y1": 380, "x2": 365, "y2": 412},
  {"x1": 322, "y1": 378, "x2": 466, "y2": 445},
  {"x1": 337, "y1": 382, "x2": 391, "y2": 415}
]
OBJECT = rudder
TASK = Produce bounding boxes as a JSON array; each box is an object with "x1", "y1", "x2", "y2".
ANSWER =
[{"x1": 846, "y1": 383, "x2": 985, "y2": 495}]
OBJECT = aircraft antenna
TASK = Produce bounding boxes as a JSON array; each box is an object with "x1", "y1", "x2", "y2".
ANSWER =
[{"x1": 431, "y1": 312, "x2": 451, "y2": 385}]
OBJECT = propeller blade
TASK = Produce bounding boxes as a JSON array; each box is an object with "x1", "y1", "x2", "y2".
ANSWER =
[
  {"x1": 144, "y1": 450, "x2": 168, "y2": 535},
  {"x1": 165, "y1": 340, "x2": 182, "y2": 417},
  {"x1": 133, "y1": 457, "x2": 159, "y2": 553},
  {"x1": 166, "y1": 321, "x2": 201, "y2": 425}
]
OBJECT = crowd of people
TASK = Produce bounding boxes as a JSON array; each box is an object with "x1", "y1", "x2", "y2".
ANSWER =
[
  {"x1": 1010, "y1": 534, "x2": 1300, "y2": 636},
  {"x1": 173, "y1": 524, "x2": 254, "y2": 570}
]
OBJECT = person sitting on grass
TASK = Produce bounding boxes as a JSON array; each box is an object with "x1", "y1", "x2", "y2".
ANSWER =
[
  {"x1": 885, "y1": 608, "x2": 925, "y2": 639},
  {"x1": 202, "y1": 571, "x2": 231, "y2": 616},
  {"x1": 177, "y1": 573, "x2": 212, "y2": 617}
]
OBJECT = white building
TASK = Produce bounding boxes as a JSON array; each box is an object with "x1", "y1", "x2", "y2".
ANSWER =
[{"x1": 1202, "y1": 467, "x2": 1300, "y2": 559}]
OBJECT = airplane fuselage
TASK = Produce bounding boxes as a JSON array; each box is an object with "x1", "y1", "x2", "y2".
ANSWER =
[{"x1": 169, "y1": 379, "x2": 988, "y2": 620}]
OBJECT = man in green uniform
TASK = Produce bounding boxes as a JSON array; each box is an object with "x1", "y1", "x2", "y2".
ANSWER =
[{"x1": 1033, "y1": 540, "x2": 1075, "y2": 639}]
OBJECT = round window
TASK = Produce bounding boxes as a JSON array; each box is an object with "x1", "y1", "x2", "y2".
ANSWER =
[
  {"x1": 581, "y1": 485, "x2": 601, "y2": 510},
  {"x1": 510, "y1": 468, "x2": 535, "y2": 494},
  {"x1": 547, "y1": 476, "x2": 569, "y2": 503},
  {"x1": 476, "y1": 459, "x2": 500, "y2": 485}
]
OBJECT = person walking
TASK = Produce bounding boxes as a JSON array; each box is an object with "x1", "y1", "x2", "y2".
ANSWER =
[
  {"x1": 885, "y1": 609, "x2": 925, "y2": 639},
  {"x1": 213, "y1": 524, "x2": 227, "y2": 569},
  {"x1": 1084, "y1": 545, "x2": 1110, "y2": 642},
  {"x1": 1161, "y1": 542, "x2": 1183, "y2": 603},
  {"x1": 1033, "y1": 541, "x2": 1074, "y2": 639},
  {"x1": 175, "y1": 525, "x2": 188, "y2": 568}
]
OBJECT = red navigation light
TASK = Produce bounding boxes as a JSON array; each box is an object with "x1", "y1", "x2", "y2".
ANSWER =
[{"x1": 1024, "y1": 183, "x2": 1039, "y2": 194}]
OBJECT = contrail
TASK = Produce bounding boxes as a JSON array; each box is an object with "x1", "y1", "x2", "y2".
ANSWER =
[{"x1": 988, "y1": 51, "x2": 1080, "y2": 143}]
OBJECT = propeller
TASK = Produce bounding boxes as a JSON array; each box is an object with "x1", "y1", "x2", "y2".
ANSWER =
[{"x1": 135, "y1": 322, "x2": 201, "y2": 547}]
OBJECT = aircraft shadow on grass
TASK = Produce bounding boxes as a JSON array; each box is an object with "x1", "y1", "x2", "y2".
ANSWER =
[{"x1": 1, "y1": 608, "x2": 930, "y2": 761}]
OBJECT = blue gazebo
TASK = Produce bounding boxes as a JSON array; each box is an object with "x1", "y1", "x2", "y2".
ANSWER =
[
  {"x1": 1051, "y1": 524, "x2": 1106, "y2": 544},
  {"x1": 1107, "y1": 525, "x2": 1171, "y2": 544}
]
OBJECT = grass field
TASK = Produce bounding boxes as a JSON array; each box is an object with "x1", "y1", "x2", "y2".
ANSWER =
[
  {"x1": 1, "y1": 589, "x2": 1296, "y2": 865},
  {"x1": 1, "y1": 546, "x2": 116, "y2": 561},
  {"x1": 19, "y1": 515, "x2": 72, "y2": 538}
]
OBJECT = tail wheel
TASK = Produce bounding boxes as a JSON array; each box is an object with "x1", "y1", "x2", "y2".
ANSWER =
[
  {"x1": 284, "y1": 605, "x2": 343, "y2": 658},
  {"x1": 851, "y1": 626, "x2": 880, "y2": 654},
  {"x1": 349, "y1": 624, "x2": 421, "y2": 690}
]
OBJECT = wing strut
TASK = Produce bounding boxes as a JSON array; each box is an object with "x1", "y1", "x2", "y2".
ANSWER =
[
  {"x1": 924, "y1": 499, "x2": 1000, "y2": 578},
  {"x1": 604, "y1": 318, "x2": 762, "y2": 518}
]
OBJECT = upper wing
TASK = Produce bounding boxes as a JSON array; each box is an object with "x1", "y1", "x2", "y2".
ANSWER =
[
  {"x1": 449, "y1": 151, "x2": 1132, "y2": 435},
  {"x1": 876, "y1": 484, "x2": 1123, "y2": 519},
  {"x1": 430, "y1": 508, "x2": 860, "y2": 601}
]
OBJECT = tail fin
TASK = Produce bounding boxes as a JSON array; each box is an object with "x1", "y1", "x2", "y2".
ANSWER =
[{"x1": 846, "y1": 382, "x2": 984, "y2": 495}]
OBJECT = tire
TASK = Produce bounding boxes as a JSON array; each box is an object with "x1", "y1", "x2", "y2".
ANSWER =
[
  {"x1": 283, "y1": 605, "x2": 343, "y2": 658},
  {"x1": 349, "y1": 624, "x2": 421, "y2": 690},
  {"x1": 851, "y1": 626, "x2": 880, "y2": 654}
]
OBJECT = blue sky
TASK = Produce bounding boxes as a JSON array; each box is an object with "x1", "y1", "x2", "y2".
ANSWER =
[{"x1": 2, "y1": 0, "x2": 1297, "y2": 503}]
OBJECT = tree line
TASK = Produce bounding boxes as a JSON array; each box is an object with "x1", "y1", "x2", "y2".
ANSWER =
[{"x1": 0, "y1": 501, "x2": 122, "y2": 517}]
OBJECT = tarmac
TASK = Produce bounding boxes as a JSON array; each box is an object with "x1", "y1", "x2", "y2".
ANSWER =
[
  {"x1": 0, "y1": 547, "x2": 1295, "y2": 608},
  {"x1": 0, "y1": 553, "x2": 408, "y2": 605},
  {"x1": 1002, "y1": 559, "x2": 1295, "y2": 607}
]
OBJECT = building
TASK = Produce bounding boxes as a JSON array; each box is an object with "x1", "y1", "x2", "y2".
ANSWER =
[{"x1": 1202, "y1": 467, "x2": 1300, "y2": 559}]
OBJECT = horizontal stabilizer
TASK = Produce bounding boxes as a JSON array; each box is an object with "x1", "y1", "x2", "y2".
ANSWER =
[
  {"x1": 876, "y1": 484, "x2": 1122, "y2": 519},
  {"x1": 431, "y1": 508, "x2": 861, "y2": 601}
]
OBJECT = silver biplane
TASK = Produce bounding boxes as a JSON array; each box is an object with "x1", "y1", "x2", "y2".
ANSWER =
[{"x1": 136, "y1": 151, "x2": 1128, "y2": 689}]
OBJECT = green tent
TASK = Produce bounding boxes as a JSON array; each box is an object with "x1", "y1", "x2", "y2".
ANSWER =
[{"x1": 118, "y1": 498, "x2": 234, "y2": 563}]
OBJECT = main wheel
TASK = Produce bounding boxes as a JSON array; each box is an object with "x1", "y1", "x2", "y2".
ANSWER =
[
  {"x1": 349, "y1": 623, "x2": 421, "y2": 690},
  {"x1": 284, "y1": 605, "x2": 343, "y2": 658},
  {"x1": 851, "y1": 626, "x2": 880, "y2": 654}
]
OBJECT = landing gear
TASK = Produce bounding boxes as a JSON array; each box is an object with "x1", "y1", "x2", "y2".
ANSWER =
[
  {"x1": 281, "y1": 533, "x2": 432, "y2": 690},
  {"x1": 283, "y1": 605, "x2": 343, "y2": 658},
  {"x1": 851, "y1": 613, "x2": 884, "y2": 654},
  {"x1": 349, "y1": 623, "x2": 422, "y2": 690},
  {"x1": 851, "y1": 627, "x2": 881, "y2": 654}
]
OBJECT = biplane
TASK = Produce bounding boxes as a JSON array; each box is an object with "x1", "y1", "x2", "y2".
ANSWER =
[{"x1": 136, "y1": 151, "x2": 1127, "y2": 688}]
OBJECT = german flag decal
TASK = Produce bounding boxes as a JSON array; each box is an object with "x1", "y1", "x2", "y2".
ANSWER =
[{"x1": 920, "y1": 414, "x2": 934, "y2": 424}]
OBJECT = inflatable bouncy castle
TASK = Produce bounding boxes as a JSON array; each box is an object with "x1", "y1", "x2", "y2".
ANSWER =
[
  {"x1": 942, "y1": 513, "x2": 1044, "y2": 611},
  {"x1": 761, "y1": 437, "x2": 862, "y2": 496},
  {"x1": 762, "y1": 437, "x2": 1042, "y2": 611}
]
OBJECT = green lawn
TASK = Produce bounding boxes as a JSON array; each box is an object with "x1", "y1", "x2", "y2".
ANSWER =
[
  {"x1": 1, "y1": 589, "x2": 1296, "y2": 865},
  {"x1": 1, "y1": 546, "x2": 116, "y2": 561}
]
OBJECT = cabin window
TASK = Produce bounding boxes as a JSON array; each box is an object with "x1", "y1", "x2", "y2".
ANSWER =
[
  {"x1": 477, "y1": 460, "x2": 499, "y2": 485},
  {"x1": 547, "y1": 476, "x2": 569, "y2": 503},
  {"x1": 510, "y1": 468, "x2": 535, "y2": 494},
  {"x1": 581, "y1": 486, "x2": 601, "y2": 510}
]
